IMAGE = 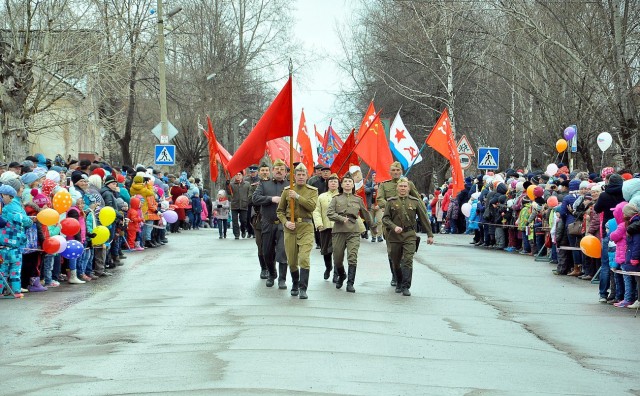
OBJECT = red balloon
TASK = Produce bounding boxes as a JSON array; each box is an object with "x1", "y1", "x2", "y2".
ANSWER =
[
  {"x1": 43, "y1": 237, "x2": 61, "y2": 254},
  {"x1": 547, "y1": 196, "x2": 559, "y2": 208},
  {"x1": 534, "y1": 186, "x2": 544, "y2": 198},
  {"x1": 176, "y1": 195, "x2": 190, "y2": 208},
  {"x1": 60, "y1": 218, "x2": 81, "y2": 236}
]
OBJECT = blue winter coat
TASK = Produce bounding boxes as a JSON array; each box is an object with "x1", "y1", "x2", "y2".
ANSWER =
[
  {"x1": 559, "y1": 192, "x2": 579, "y2": 225},
  {"x1": 625, "y1": 215, "x2": 640, "y2": 268},
  {"x1": 468, "y1": 200, "x2": 480, "y2": 231},
  {"x1": 0, "y1": 198, "x2": 34, "y2": 248}
]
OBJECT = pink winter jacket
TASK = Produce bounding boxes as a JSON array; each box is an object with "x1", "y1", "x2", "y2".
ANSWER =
[
  {"x1": 200, "y1": 199, "x2": 209, "y2": 220},
  {"x1": 609, "y1": 202, "x2": 628, "y2": 265}
]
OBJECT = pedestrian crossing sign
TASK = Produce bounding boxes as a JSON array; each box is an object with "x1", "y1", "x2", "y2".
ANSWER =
[
  {"x1": 155, "y1": 145, "x2": 175, "y2": 166},
  {"x1": 477, "y1": 147, "x2": 499, "y2": 170}
]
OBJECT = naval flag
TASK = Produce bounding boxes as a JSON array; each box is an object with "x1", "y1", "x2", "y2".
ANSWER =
[{"x1": 389, "y1": 111, "x2": 422, "y2": 169}]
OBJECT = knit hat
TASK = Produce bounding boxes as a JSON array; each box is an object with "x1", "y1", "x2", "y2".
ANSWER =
[
  {"x1": 92, "y1": 168, "x2": 106, "y2": 179},
  {"x1": 42, "y1": 178, "x2": 57, "y2": 197},
  {"x1": 622, "y1": 203, "x2": 639, "y2": 219},
  {"x1": 621, "y1": 173, "x2": 633, "y2": 181},
  {"x1": 71, "y1": 171, "x2": 88, "y2": 185},
  {"x1": 20, "y1": 172, "x2": 40, "y2": 186},
  {"x1": 45, "y1": 170, "x2": 61, "y2": 183},
  {"x1": 0, "y1": 184, "x2": 17, "y2": 197},
  {"x1": 569, "y1": 179, "x2": 581, "y2": 192},
  {"x1": 4, "y1": 178, "x2": 22, "y2": 193},
  {"x1": 133, "y1": 175, "x2": 144, "y2": 183},
  {"x1": 0, "y1": 171, "x2": 19, "y2": 184},
  {"x1": 579, "y1": 181, "x2": 589, "y2": 190},
  {"x1": 104, "y1": 175, "x2": 117, "y2": 186},
  {"x1": 31, "y1": 188, "x2": 50, "y2": 208},
  {"x1": 115, "y1": 198, "x2": 125, "y2": 209}
]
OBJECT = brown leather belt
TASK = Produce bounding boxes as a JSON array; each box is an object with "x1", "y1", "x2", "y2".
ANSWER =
[{"x1": 296, "y1": 218, "x2": 313, "y2": 223}]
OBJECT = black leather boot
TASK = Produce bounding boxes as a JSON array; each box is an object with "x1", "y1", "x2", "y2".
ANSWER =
[
  {"x1": 346, "y1": 265, "x2": 357, "y2": 293},
  {"x1": 266, "y1": 261, "x2": 277, "y2": 287},
  {"x1": 299, "y1": 268, "x2": 309, "y2": 299},
  {"x1": 389, "y1": 257, "x2": 396, "y2": 286},
  {"x1": 258, "y1": 255, "x2": 268, "y2": 279},
  {"x1": 290, "y1": 270, "x2": 300, "y2": 296},
  {"x1": 323, "y1": 254, "x2": 332, "y2": 280},
  {"x1": 278, "y1": 263, "x2": 288, "y2": 289},
  {"x1": 335, "y1": 266, "x2": 347, "y2": 289},
  {"x1": 401, "y1": 267, "x2": 412, "y2": 296}
]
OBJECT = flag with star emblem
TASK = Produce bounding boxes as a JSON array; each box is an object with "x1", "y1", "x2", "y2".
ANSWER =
[
  {"x1": 389, "y1": 111, "x2": 422, "y2": 170},
  {"x1": 354, "y1": 112, "x2": 393, "y2": 182}
]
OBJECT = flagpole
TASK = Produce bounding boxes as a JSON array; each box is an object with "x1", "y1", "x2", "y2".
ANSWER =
[
  {"x1": 288, "y1": 59, "x2": 295, "y2": 223},
  {"x1": 404, "y1": 142, "x2": 427, "y2": 177}
]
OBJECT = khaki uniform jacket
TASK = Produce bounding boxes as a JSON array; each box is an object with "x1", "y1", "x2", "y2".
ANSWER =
[
  {"x1": 313, "y1": 189, "x2": 339, "y2": 230},
  {"x1": 327, "y1": 192, "x2": 373, "y2": 233},
  {"x1": 276, "y1": 184, "x2": 318, "y2": 230},
  {"x1": 382, "y1": 195, "x2": 434, "y2": 242},
  {"x1": 376, "y1": 178, "x2": 423, "y2": 210}
]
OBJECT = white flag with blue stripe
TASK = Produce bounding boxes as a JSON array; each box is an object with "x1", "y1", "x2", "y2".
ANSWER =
[{"x1": 389, "y1": 111, "x2": 422, "y2": 169}]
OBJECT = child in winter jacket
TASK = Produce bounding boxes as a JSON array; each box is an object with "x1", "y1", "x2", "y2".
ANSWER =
[
  {"x1": 127, "y1": 197, "x2": 144, "y2": 251},
  {"x1": 214, "y1": 190, "x2": 230, "y2": 238},
  {"x1": 0, "y1": 184, "x2": 34, "y2": 298},
  {"x1": 191, "y1": 192, "x2": 203, "y2": 230},
  {"x1": 610, "y1": 202, "x2": 629, "y2": 304},
  {"x1": 615, "y1": 204, "x2": 640, "y2": 308},
  {"x1": 200, "y1": 197, "x2": 209, "y2": 228},
  {"x1": 65, "y1": 197, "x2": 87, "y2": 284},
  {"x1": 79, "y1": 194, "x2": 97, "y2": 279}
]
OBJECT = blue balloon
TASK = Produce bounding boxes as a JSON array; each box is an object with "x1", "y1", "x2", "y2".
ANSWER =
[{"x1": 61, "y1": 240, "x2": 84, "y2": 260}]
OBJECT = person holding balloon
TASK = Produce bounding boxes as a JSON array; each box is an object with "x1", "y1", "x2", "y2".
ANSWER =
[
  {"x1": 64, "y1": 196, "x2": 87, "y2": 284},
  {"x1": 0, "y1": 184, "x2": 33, "y2": 298}
]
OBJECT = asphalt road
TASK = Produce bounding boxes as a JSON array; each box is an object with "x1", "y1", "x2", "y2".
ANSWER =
[{"x1": 1, "y1": 229, "x2": 639, "y2": 395}]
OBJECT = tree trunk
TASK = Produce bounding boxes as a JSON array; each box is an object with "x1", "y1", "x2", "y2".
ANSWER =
[{"x1": 120, "y1": 65, "x2": 137, "y2": 166}]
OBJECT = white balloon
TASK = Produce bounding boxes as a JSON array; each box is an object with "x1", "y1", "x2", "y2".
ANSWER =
[
  {"x1": 597, "y1": 132, "x2": 613, "y2": 152},
  {"x1": 461, "y1": 202, "x2": 472, "y2": 218},
  {"x1": 471, "y1": 192, "x2": 480, "y2": 200},
  {"x1": 545, "y1": 163, "x2": 558, "y2": 177}
]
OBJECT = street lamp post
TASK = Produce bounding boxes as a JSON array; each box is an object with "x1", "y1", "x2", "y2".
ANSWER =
[{"x1": 156, "y1": 2, "x2": 182, "y2": 144}]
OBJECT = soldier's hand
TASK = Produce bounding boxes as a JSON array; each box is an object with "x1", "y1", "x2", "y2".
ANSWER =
[
  {"x1": 373, "y1": 205, "x2": 379, "y2": 210},
  {"x1": 394, "y1": 226, "x2": 403, "y2": 234},
  {"x1": 427, "y1": 237, "x2": 434, "y2": 245},
  {"x1": 285, "y1": 221, "x2": 296, "y2": 230},
  {"x1": 343, "y1": 217, "x2": 350, "y2": 224},
  {"x1": 271, "y1": 196, "x2": 281, "y2": 204},
  {"x1": 287, "y1": 190, "x2": 298, "y2": 199},
  {"x1": 317, "y1": 225, "x2": 325, "y2": 231}
]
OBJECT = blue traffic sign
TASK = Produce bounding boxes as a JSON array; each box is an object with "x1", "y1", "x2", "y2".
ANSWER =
[
  {"x1": 154, "y1": 145, "x2": 175, "y2": 166},
  {"x1": 477, "y1": 147, "x2": 499, "y2": 170}
]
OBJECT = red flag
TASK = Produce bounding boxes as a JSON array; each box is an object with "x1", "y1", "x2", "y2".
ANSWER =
[
  {"x1": 202, "y1": 115, "x2": 220, "y2": 181},
  {"x1": 216, "y1": 141, "x2": 232, "y2": 173},
  {"x1": 354, "y1": 112, "x2": 393, "y2": 182},
  {"x1": 356, "y1": 101, "x2": 376, "y2": 141},
  {"x1": 425, "y1": 108, "x2": 464, "y2": 195},
  {"x1": 296, "y1": 109, "x2": 314, "y2": 171},
  {"x1": 330, "y1": 129, "x2": 358, "y2": 177},
  {"x1": 227, "y1": 77, "x2": 293, "y2": 175},
  {"x1": 266, "y1": 138, "x2": 301, "y2": 164},
  {"x1": 314, "y1": 125, "x2": 324, "y2": 144}
]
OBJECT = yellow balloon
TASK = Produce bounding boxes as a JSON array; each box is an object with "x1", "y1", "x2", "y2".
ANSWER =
[
  {"x1": 99, "y1": 206, "x2": 116, "y2": 226},
  {"x1": 53, "y1": 190, "x2": 72, "y2": 214},
  {"x1": 526, "y1": 185, "x2": 536, "y2": 201},
  {"x1": 36, "y1": 208, "x2": 60, "y2": 226},
  {"x1": 91, "y1": 225, "x2": 110, "y2": 246},
  {"x1": 556, "y1": 139, "x2": 568, "y2": 153}
]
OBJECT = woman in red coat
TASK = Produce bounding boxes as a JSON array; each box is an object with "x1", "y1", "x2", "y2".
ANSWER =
[{"x1": 169, "y1": 182, "x2": 188, "y2": 233}]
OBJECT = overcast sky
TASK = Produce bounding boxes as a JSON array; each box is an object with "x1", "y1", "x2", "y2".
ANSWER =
[{"x1": 290, "y1": 0, "x2": 354, "y2": 139}]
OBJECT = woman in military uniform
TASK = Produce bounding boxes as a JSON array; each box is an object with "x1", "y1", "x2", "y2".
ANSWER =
[
  {"x1": 327, "y1": 173, "x2": 372, "y2": 293},
  {"x1": 312, "y1": 173, "x2": 340, "y2": 282}
]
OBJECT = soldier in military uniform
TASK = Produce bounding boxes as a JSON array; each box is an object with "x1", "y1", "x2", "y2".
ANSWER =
[
  {"x1": 250, "y1": 163, "x2": 271, "y2": 279},
  {"x1": 244, "y1": 164, "x2": 261, "y2": 238},
  {"x1": 276, "y1": 163, "x2": 318, "y2": 299},
  {"x1": 327, "y1": 172, "x2": 372, "y2": 293},
  {"x1": 376, "y1": 161, "x2": 424, "y2": 286},
  {"x1": 252, "y1": 159, "x2": 288, "y2": 288},
  {"x1": 382, "y1": 177, "x2": 434, "y2": 296}
]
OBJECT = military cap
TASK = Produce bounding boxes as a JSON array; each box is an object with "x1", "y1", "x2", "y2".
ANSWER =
[
  {"x1": 273, "y1": 159, "x2": 286, "y2": 167},
  {"x1": 248, "y1": 164, "x2": 259, "y2": 171},
  {"x1": 294, "y1": 162, "x2": 308, "y2": 172},
  {"x1": 390, "y1": 161, "x2": 403, "y2": 170}
]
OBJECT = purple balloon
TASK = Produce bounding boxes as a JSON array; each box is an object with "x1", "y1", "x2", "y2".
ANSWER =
[
  {"x1": 563, "y1": 126, "x2": 576, "y2": 140},
  {"x1": 61, "y1": 240, "x2": 84, "y2": 259},
  {"x1": 162, "y1": 210, "x2": 178, "y2": 224}
]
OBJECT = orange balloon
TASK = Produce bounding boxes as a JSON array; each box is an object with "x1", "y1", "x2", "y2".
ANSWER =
[
  {"x1": 547, "y1": 196, "x2": 559, "y2": 208},
  {"x1": 36, "y1": 208, "x2": 60, "y2": 226},
  {"x1": 556, "y1": 139, "x2": 568, "y2": 153},
  {"x1": 580, "y1": 235, "x2": 601, "y2": 258},
  {"x1": 52, "y1": 190, "x2": 73, "y2": 214},
  {"x1": 526, "y1": 185, "x2": 536, "y2": 200}
]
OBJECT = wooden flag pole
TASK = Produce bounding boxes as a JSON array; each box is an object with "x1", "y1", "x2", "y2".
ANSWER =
[{"x1": 288, "y1": 59, "x2": 295, "y2": 223}]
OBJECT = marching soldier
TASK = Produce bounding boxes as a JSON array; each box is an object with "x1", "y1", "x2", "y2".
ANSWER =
[
  {"x1": 327, "y1": 172, "x2": 372, "y2": 293},
  {"x1": 312, "y1": 173, "x2": 340, "y2": 282},
  {"x1": 244, "y1": 164, "x2": 261, "y2": 238},
  {"x1": 376, "y1": 161, "x2": 424, "y2": 286},
  {"x1": 252, "y1": 159, "x2": 288, "y2": 288},
  {"x1": 250, "y1": 163, "x2": 271, "y2": 279},
  {"x1": 276, "y1": 163, "x2": 318, "y2": 299},
  {"x1": 382, "y1": 177, "x2": 434, "y2": 296}
]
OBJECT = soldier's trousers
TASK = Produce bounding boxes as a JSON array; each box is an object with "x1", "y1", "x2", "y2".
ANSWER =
[
  {"x1": 284, "y1": 223, "x2": 314, "y2": 271},
  {"x1": 262, "y1": 226, "x2": 286, "y2": 265},
  {"x1": 231, "y1": 209, "x2": 247, "y2": 237},
  {"x1": 332, "y1": 232, "x2": 360, "y2": 268},
  {"x1": 388, "y1": 238, "x2": 417, "y2": 288},
  {"x1": 369, "y1": 208, "x2": 383, "y2": 237}
]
